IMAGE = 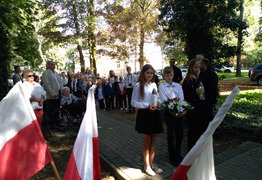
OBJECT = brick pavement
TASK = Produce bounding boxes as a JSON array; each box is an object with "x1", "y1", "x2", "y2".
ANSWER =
[
  {"x1": 97, "y1": 110, "x2": 262, "y2": 180},
  {"x1": 43, "y1": 110, "x2": 262, "y2": 180}
]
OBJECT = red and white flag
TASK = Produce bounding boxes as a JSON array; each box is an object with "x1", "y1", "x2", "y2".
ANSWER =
[
  {"x1": 0, "y1": 82, "x2": 52, "y2": 180},
  {"x1": 171, "y1": 86, "x2": 240, "y2": 180},
  {"x1": 64, "y1": 85, "x2": 101, "y2": 180}
]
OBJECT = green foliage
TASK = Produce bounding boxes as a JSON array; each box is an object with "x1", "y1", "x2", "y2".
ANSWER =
[
  {"x1": 215, "y1": 89, "x2": 262, "y2": 142},
  {"x1": 243, "y1": 46, "x2": 262, "y2": 67},
  {"x1": 218, "y1": 75, "x2": 226, "y2": 81},
  {"x1": 159, "y1": 0, "x2": 248, "y2": 61},
  {"x1": 155, "y1": 32, "x2": 188, "y2": 66},
  {"x1": 2, "y1": 0, "x2": 41, "y2": 70},
  {"x1": 0, "y1": 7, "x2": 9, "y2": 100},
  {"x1": 217, "y1": 72, "x2": 249, "y2": 81},
  {"x1": 100, "y1": 0, "x2": 160, "y2": 69},
  {"x1": 0, "y1": 0, "x2": 39, "y2": 99}
]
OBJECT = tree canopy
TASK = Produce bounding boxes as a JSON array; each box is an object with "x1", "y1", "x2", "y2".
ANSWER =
[{"x1": 159, "y1": 0, "x2": 247, "y2": 62}]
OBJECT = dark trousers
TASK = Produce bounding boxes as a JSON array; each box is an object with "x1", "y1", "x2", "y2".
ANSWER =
[
  {"x1": 164, "y1": 111, "x2": 183, "y2": 158},
  {"x1": 107, "y1": 96, "x2": 114, "y2": 109},
  {"x1": 98, "y1": 99, "x2": 105, "y2": 110},
  {"x1": 46, "y1": 98, "x2": 60, "y2": 125},
  {"x1": 105, "y1": 97, "x2": 109, "y2": 109},
  {"x1": 63, "y1": 99, "x2": 86, "y2": 117},
  {"x1": 119, "y1": 94, "x2": 127, "y2": 108},
  {"x1": 201, "y1": 102, "x2": 214, "y2": 134},
  {"x1": 187, "y1": 101, "x2": 204, "y2": 151},
  {"x1": 126, "y1": 88, "x2": 134, "y2": 112},
  {"x1": 115, "y1": 94, "x2": 120, "y2": 109}
]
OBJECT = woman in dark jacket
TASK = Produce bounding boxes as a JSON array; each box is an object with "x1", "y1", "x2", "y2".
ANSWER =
[{"x1": 182, "y1": 59, "x2": 203, "y2": 151}]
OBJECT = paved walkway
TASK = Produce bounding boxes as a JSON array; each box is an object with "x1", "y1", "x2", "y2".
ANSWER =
[
  {"x1": 97, "y1": 110, "x2": 262, "y2": 180},
  {"x1": 44, "y1": 110, "x2": 262, "y2": 180}
]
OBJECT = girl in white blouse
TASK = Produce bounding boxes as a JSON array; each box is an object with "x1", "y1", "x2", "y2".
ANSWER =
[{"x1": 131, "y1": 64, "x2": 163, "y2": 176}]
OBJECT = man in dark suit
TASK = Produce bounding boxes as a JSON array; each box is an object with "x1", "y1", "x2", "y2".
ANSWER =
[
  {"x1": 199, "y1": 58, "x2": 218, "y2": 133},
  {"x1": 169, "y1": 59, "x2": 183, "y2": 83},
  {"x1": 12, "y1": 66, "x2": 23, "y2": 84}
]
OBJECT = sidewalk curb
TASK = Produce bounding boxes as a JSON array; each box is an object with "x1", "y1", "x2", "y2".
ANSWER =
[{"x1": 100, "y1": 153, "x2": 132, "y2": 180}]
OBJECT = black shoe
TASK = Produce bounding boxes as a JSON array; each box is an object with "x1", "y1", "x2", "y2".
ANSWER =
[
  {"x1": 176, "y1": 155, "x2": 184, "y2": 163},
  {"x1": 169, "y1": 159, "x2": 180, "y2": 166},
  {"x1": 169, "y1": 154, "x2": 183, "y2": 166}
]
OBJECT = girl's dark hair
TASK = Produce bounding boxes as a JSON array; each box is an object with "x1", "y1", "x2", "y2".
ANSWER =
[
  {"x1": 138, "y1": 64, "x2": 155, "y2": 99},
  {"x1": 185, "y1": 59, "x2": 201, "y2": 82}
]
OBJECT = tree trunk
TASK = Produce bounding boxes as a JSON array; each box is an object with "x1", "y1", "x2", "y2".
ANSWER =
[
  {"x1": 138, "y1": 24, "x2": 145, "y2": 70},
  {"x1": 77, "y1": 44, "x2": 85, "y2": 73},
  {"x1": 236, "y1": 0, "x2": 244, "y2": 77},
  {"x1": 73, "y1": 0, "x2": 85, "y2": 73},
  {"x1": 0, "y1": 7, "x2": 9, "y2": 100},
  {"x1": 87, "y1": 0, "x2": 97, "y2": 75}
]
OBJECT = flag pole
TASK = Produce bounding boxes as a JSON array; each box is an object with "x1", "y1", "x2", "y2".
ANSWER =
[{"x1": 50, "y1": 161, "x2": 61, "y2": 180}]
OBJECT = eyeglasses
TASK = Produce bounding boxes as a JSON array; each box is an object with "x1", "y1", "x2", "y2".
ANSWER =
[{"x1": 27, "y1": 75, "x2": 34, "y2": 77}]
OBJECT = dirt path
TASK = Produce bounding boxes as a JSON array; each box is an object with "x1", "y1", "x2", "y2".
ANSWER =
[{"x1": 219, "y1": 79, "x2": 262, "y2": 93}]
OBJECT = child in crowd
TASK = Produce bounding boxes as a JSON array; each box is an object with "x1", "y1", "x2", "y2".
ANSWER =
[
  {"x1": 117, "y1": 77, "x2": 127, "y2": 111},
  {"x1": 71, "y1": 77, "x2": 78, "y2": 96},
  {"x1": 113, "y1": 76, "x2": 120, "y2": 109},
  {"x1": 95, "y1": 81, "x2": 106, "y2": 111},
  {"x1": 106, "y1": 77, "x2": 115, "y2": 110},
  {"x1": 83, "y1": 76, "x2": 93, "y2": 99},
  {"x1": 159, "y1": 66, "x2": 185, "y2": 166},
  {"x1": 131, "y1": 64, "x2": 163, "y2": 176},
  {"x1": 101, "y1": 77, "x2": 108, "y2": 109}
]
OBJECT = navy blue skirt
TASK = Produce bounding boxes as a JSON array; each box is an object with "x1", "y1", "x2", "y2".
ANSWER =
[{"x1": 135, "y1": 109, "x2": 163, "y2": 134}]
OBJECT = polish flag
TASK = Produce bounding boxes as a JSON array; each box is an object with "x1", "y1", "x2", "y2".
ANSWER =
[
  {"x1": 171, "y1": 86, "x2": 240, "y2": 180},
  {"x1": 0, "y1": 82, "x2": 52, "y2": 180},
  {"x1": 64, "y1": 85, "x2": 101, "y2": 180}
]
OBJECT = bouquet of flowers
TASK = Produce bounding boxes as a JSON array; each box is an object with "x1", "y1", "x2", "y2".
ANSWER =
[{"x1": 162, "y1": 97, "x2": 193, "y2": 117}]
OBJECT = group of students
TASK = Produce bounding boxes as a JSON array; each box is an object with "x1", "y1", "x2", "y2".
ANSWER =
[
  {"x1": 59, "y1": 67, "x2": 137, "y2": 114},
  {"x1": 94, "y1": 67, "x2": 137, "y2": 113},
  {"x1": 132, "y1": 56, "x2": 218, "y2": 176}
]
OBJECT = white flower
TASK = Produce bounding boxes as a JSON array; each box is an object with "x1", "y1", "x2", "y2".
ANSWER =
[
  {"x1": 180, "y1": 101, "x2": 188, "y2": 106},
  {"x1": 177, "y1": 106, "x2": 184, "y2": 113},
  {"x1": 168, "y1": 104, "x2": 174, "y2": 110}
]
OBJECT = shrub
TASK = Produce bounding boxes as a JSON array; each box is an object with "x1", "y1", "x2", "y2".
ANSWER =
[
  {"x1": 218, "y1": 75, "x2": 226, "y2": 80},
  {"x1": 215, "y1": 89, "x2": 262, "y2": 142}
]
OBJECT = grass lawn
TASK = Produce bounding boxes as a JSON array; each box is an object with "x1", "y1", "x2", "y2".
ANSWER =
[
  {"x1": 217, "y1": 71, "x2": 249, "y2": 81},
  {"x1": 215, "y1": 89, "x2": 262, "y2": 143}
]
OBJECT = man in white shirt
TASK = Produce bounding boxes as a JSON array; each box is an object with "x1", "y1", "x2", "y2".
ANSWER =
[
  {"x1": 60, "y1": 72, "x2": 68, "y2": 87},
  {"x1": 124, "y1": 66, "x2": 136, "y2": 113},
  {"x1": 42, "y1": 61, "x2": 63, "y2": 126}
]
